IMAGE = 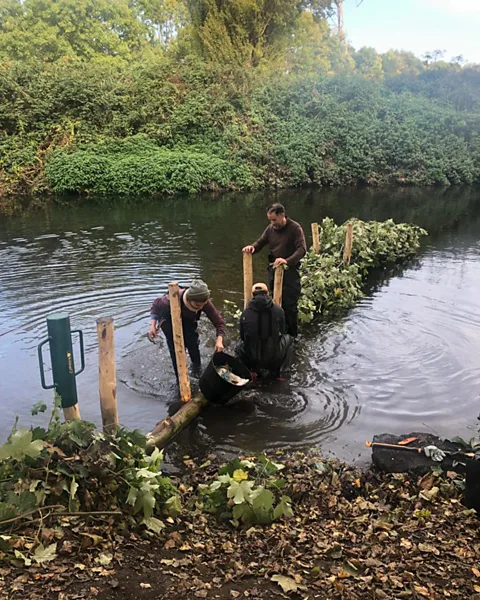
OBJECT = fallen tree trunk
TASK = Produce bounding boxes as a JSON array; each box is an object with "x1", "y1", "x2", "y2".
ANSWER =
[{"x1": 146, "y1": 393, "x2": 209, "y2": 451}]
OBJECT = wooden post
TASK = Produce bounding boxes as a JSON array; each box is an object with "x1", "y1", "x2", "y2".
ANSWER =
[
  {"x1": 311, "y1": 222, "x2": 320, "y2": 254},
  {"x1": 96, "y1": 317, "x2": 118, "y2": 432},
  {"x1": 343, "y1": 223, "x2": 353, "y2": 264},
  {"x1": 273, "y1": 265, "x2": 285, "y2": 306},
  {"x1": 243, "y1": 252, "x2": 253, "y2": 309},
  {"x1": 146, "y1": 392, "x2": 209, "y2": 451},
  {"x1": 168, "y1": 282, "x2": 191, "y2": 403},
  {"x1": 63, "y1": 405, "x2": 81, "y2": 421}
]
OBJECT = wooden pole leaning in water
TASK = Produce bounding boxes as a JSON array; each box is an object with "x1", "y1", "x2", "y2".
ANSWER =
[
  {"x1": 273, "y1": 265, "x2": 285, "y2": 306},
  {"x1": 243, "y1": 251, "x2": 253, "y2": 309},
  {"x1": 343, "y1": 223, "x2": 354, "y2": 264},
  {"x1": 96, "y1": 317, "x2": 119, "y2": 432},
  {"x1": 311, "y1": 222, "x2": 320, "y2": 254},
  {"x1": 168, "y1": 282, "x2": 191, "y2": 403},
  {"x1": 146, "y1": 392, "x2": 209, "y2": 451}
]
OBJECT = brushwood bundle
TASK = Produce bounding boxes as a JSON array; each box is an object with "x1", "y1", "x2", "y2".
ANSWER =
[{"x1": 299, "y1": 218, "x2": 427, "y2": 323}]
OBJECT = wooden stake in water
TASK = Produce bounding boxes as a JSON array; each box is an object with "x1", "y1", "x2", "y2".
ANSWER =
[
  {"x1": 273, "y1": 265, "x2": 285, "y2": 306},
  {"x1": 343, "y1": 222, "x2": 354, "y2": 264},
  {"x1": 96, "y1": 317, "x2": 119, "y2": 432},
  {"x1": 243, "y1": 251, "x2": 253, "y2": 309},
  {"x1": 168, "y1": 282, "x2": 191, "y2": 403},
  {"x1": 311, "y1": 222, "x2": 320, "y2": 254}
]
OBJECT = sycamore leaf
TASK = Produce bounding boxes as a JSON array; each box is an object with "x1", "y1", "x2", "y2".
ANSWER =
[
  {"x1": 251, "y1": 488, "x2": 274, "y2": 512},
  {"x1": 271, "y1": 574, "x2": 299, "y2": 593},
  {"x1": 140, "y1": 490, "x2": 156, "y2": 519},
  {"x1": 232, "y1": 503, "x2": 255, "y2": 523},
  {"x1": 273, "y1": 496, "x2": 294, "y2": 520},
  {"x1": 165, "y1": 495, "x2": 182, "y2": 517},
  {"x1": 143, "y1": 517, "x2": 165, "y2": 533},
  {"x1": 95, "y1": 553, "x2": 113, "y2": 566},
  {"x1": 0, "y1": 428, "x2": 45, "y2": 460},
  {"x1": 70, "y1": 476, "x2": 79, "y2": 500},
  {"x1": 31, "y1": 401, "x2": 47, "y2": 416},
  {"x1": 227, "y1": 480, "x2": 254, "y2": 504},
  {"x1": 14, "y1": 550, "x2": 32, "y2": 566},
  {"x1": 33, "y1": 543, "x2": 57, "y2": 564},
  {"x1": 126, "y1": 487, "x2": 138, "y2": 506}
]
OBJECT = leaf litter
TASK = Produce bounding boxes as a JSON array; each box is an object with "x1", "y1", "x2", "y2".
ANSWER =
[{"x1": 1, "y1": 449, "x2": 480, "y2": 600}]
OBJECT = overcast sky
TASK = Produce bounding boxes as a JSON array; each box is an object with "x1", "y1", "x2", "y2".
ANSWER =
[{"x1": 342, "y1": 0, "x2": 480, "y2": 63}]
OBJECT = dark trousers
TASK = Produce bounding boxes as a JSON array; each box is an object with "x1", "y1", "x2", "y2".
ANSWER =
[
  {"x1": 161, "y1": 319, "x2": 201, "y2": 379},
  {"x1": 268, "y1": 265, "x2": 301, "y2": 337},
  {"x1": 236, "y1": 334, "x2": 294, "y2": 376}
]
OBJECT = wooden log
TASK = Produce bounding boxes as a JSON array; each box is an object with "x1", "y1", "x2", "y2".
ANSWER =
[
  {"x1": 273, "y1": 265, "x2": 285, "y2": 306},
  {"x1": 63, "y1": 404, "x2": 81, "y2": 421},
  {"x1": 96, "y1": 317, "x2": 118, "y2": 432},
  {"x1": 168, "y1": 282, "x2": 191, "y2": 403},
  {"x1": 146, "y1": 393, "x2": 209, "y2": 450},
  {"x1": 343, "y1": 222, "x2": 353, "y2": 264},
  {"x1": 243, "y1": 251, "x2": 253, "y2": 309},
  {"x1": 311, "y1": 222, "x2": 320, "y2": 254}
]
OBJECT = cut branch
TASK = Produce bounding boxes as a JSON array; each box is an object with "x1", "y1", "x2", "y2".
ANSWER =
[{"x1": 146, "y1": 393, "x2": 209, "y2": 450}]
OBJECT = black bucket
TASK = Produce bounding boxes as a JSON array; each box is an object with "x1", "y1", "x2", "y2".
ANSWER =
[{"x1": 199, "y1": 351, "x2": 251, "y2": 404}]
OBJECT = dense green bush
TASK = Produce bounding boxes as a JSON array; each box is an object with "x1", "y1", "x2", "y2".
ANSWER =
[
  {"x1": 1, "y1": 56, "x2": 479, "y2": 202},
  {"x1": 45, "y1": 136, "x2": 256, "y2": 195}
]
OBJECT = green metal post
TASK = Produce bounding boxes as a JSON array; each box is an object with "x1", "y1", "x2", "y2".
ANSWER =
[
  {"x1": 38, "y1": 313, "x2": 85, "y2": 420},
  {"x1": 47, "y1": 313, "x2": 78, "y2": 408}
]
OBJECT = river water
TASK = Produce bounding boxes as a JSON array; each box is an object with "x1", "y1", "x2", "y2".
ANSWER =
[{"x1": 1, "y1": 186, "x2": 480, "y2": 466}]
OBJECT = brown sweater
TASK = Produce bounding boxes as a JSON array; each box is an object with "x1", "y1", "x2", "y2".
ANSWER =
[
  {"x1": 252, "y1": 218, "x2": 307, "y2": 268},
  {"x1": 150, "y1": 289, "x2": 226, "y2": 338}
]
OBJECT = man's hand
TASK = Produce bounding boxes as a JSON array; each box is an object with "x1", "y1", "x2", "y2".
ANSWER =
[
  {"x1": 242, "y1": 245, "x2": 255, "y2": 254},
  {"x1": 215, "y1": 337, "x2": 224, "y2": 353},
  {"x1": 149, "y1": 321, "x2": 159, "y2": 339},
  {"x1": 273, "y1": 257, "x2": 287, "y2": 268}
]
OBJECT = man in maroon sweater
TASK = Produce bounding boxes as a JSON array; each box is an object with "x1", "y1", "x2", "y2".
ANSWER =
[
  {"x1": 242, "y1": 203, "x2": 306, "y2": 337},
  {"x1": 149, "y1": 279, "x2": 225, "y2": 379}
]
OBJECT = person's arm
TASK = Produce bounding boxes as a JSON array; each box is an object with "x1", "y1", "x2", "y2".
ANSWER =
[
  {"x1": 251, "y1": 226, "x2": 270, "y2": 254},
  {"x1": 285, "y1": 223, "x2": 307, "y2": 267},
  {"x1": 203, "y1": 301, "x2": 226, "y2": 352},
  {"x1": 149, "y1": 295, "x2": 169, "y2": 337}
]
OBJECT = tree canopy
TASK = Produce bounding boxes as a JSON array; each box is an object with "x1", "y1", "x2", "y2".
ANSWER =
[{"x1": 0, "y1": 0, "x2": 478, "y2": 207}]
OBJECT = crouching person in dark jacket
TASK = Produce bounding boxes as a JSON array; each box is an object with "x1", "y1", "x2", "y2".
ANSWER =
[
  {"x1": 236, "y1": 283, "x2": 294, "y2": 380},
  {"x1": 149, "y1": 279, "x2": 225, "y2": 379}
]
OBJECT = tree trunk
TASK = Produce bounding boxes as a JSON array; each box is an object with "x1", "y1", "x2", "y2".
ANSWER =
[
  {"x1": 335, "y1": 1, "x2": 345, "y2": 42},
  {"x1": 146, "y1": 393, "x2": 209, "y2": 450}
]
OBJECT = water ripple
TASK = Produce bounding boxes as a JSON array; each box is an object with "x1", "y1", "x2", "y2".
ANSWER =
[{"x1": 2, "y1": 191, "x2": 480, "y2": 462}]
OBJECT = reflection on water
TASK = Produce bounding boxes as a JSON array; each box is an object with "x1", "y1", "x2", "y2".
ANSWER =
[{"x1": 1, "y1": 185, "x2": 480, "y2": 465}]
